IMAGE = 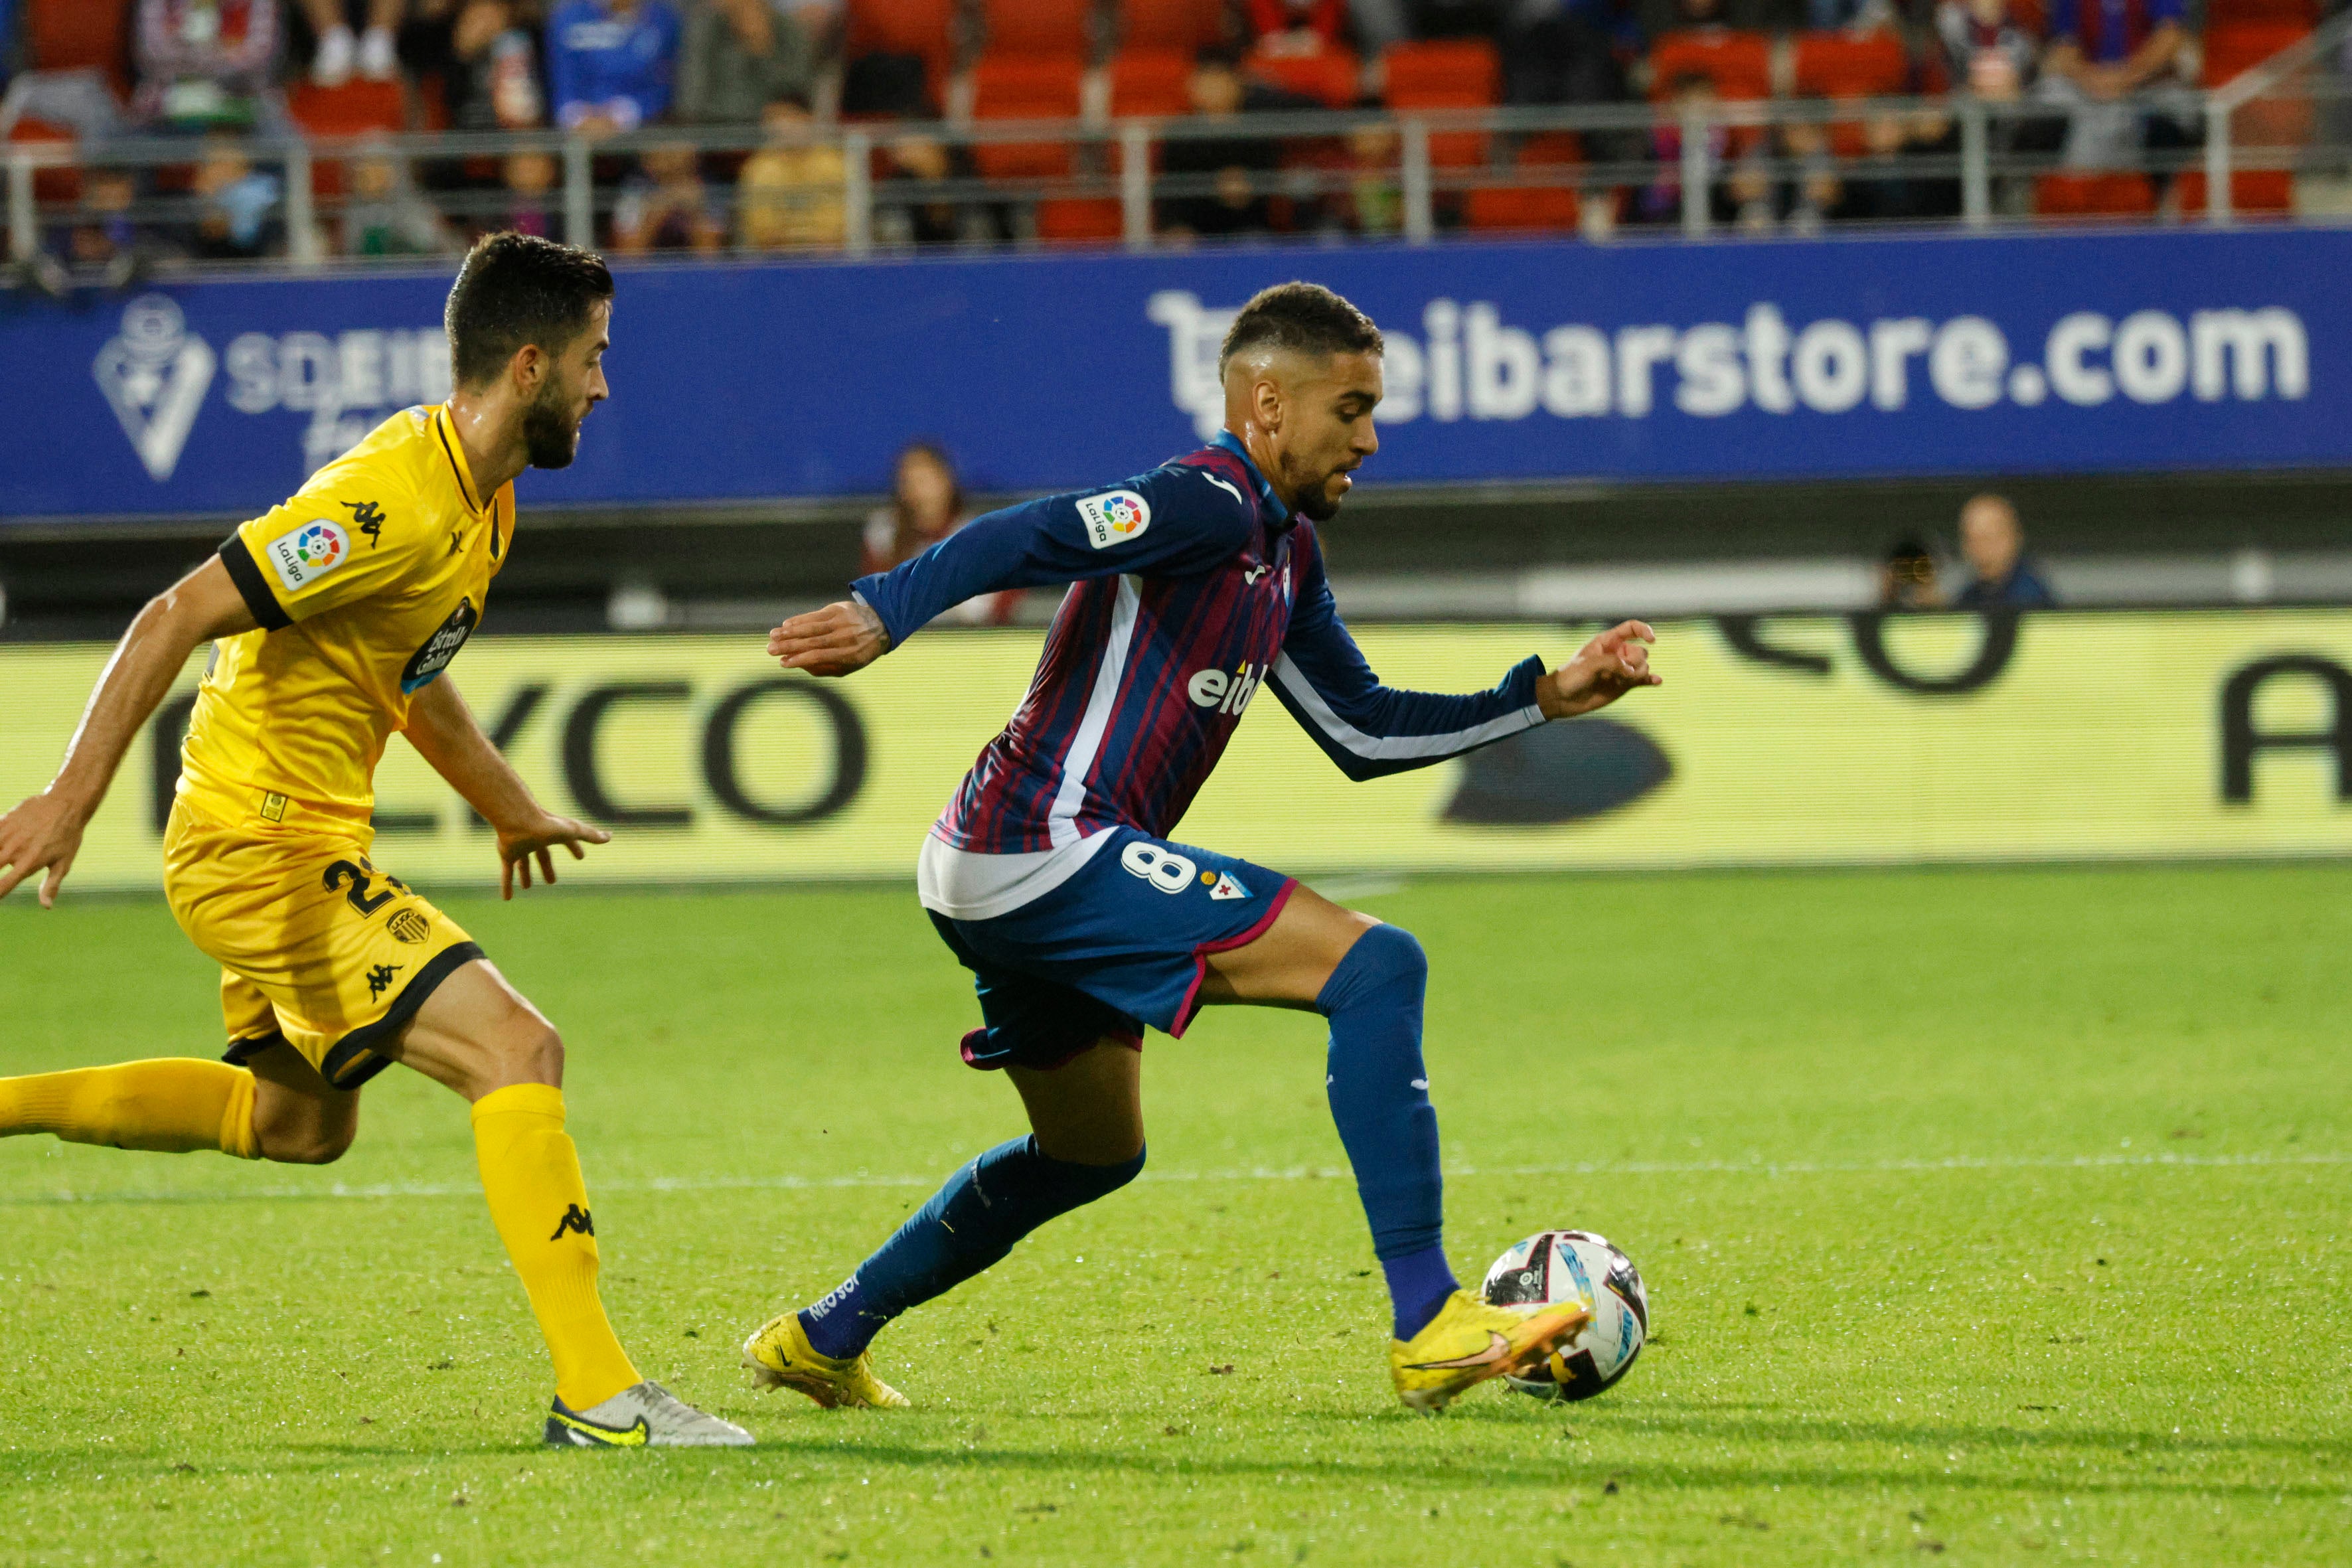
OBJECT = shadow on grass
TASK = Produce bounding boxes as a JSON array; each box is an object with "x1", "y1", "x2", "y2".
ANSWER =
[{"x1": 16, "y1": 1429, "x2": 2340, "y2": 1506}]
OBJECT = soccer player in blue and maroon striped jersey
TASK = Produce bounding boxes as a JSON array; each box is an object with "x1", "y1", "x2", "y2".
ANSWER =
[{"x1": 742, "y1": 282, "x2": 1662, "y2": 1412}]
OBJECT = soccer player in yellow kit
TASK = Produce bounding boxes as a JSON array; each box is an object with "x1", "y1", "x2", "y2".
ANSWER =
[{"x1": 0, "y1": 234, "x2": 749, "y2": 1449}]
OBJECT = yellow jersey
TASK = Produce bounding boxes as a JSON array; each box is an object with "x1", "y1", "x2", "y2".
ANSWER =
[{"x1": 184, "y1": 403, "x2": 511, "y2": 821}]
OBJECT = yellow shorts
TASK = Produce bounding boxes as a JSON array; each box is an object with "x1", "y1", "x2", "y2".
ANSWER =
[{"x1": 163, "y1": 792, "x2": 482, "y2": 1091}]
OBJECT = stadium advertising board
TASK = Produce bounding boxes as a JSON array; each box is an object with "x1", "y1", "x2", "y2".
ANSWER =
[
  {"x1": 1, "y1": 228, "x2": 2345, "y2": 520},
  {"x1": 5, "y1": 609, "x2": 2349, "y2": 893}
]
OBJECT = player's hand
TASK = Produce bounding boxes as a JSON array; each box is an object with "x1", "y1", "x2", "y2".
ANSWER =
[
  {"x1": 496, "y1": 813, "x2": 611, "y2": 901},
  {"x1": 0, "y1": 790, "x2": 90, "y2": 909},
  {"x1": 1538, "y1": 621, "x2": 1663, "y2": 720},
  {"x1": 768, "y1": 599, "x2": 889, "y2": 678}
]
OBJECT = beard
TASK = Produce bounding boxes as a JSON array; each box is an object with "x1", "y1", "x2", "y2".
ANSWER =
[
  {"x1": 1293, "y1": 475, "x2": 1346, "y2": 522},
  {"x1": 521, "y1": 383, "x2": 582, "y2": 469}
]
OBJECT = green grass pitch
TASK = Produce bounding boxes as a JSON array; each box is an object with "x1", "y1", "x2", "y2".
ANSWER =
[{"x1": 3, "y1": 864, "x2": 2347, "y2": 1566}]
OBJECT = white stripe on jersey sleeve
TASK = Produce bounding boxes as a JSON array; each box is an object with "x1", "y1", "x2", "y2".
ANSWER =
[
  {"x1": 1047, "y1": 574, "x2": 1142, "y2": 848},
  {"x1": 1271, "y1": 652, "x2": 1545, "y2": 762}
]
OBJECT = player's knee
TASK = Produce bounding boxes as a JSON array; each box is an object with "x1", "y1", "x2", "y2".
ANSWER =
[
  {"x1": 1320, "y1": 921, "x2": 1427, "y2": 1012},
  {"x1": 1054, "y1": 1140, "x2": 1146, "y2": 1202},
  {"x1": 258, "y1": 1118, "x2": 355, "y2": 1166},
  {"x1": 495, "y1": 1019, "x2": 564, "y2": 1087}
]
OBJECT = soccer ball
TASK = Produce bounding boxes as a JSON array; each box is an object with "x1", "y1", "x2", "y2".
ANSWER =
[{"x1": 1480, "y1": 1230, "x2": 1650, "y2": 1402}]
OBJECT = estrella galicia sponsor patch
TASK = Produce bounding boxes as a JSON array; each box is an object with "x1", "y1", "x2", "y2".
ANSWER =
[
  {"x1": 1077, "y1": 489, "x2": 1152, "y2": 549},
  {"x1": 266, "y1": 519, "x2": 350, "y2": 592},
  {"x1": 400, "y1": 598, "x2": 477, "y2": 693}
]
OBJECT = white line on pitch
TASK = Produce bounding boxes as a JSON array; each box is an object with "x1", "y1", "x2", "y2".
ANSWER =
[{"x1": 7, "y1": 1148, "x2": 2347, "y2": 1207}]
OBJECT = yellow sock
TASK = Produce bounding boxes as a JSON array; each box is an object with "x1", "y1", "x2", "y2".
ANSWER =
[
  {"x1": 0, "y1": 1059, "x2": 259, "y2": 1158},
  {"x1": 471, "y1": 1082, "x2": 641, "y2": 1410}
]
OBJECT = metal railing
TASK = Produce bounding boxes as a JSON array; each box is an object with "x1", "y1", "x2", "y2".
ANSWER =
[{"x1": 5, "y1": 23, "x2": 2346, "y2": 275}]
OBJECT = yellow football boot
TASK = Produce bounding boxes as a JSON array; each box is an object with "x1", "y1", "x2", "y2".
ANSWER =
[
  {"x1": 1390, "y1": 1290, "x2": 1593, "y2": 1413},
  {"x1": 740, "y1": 1312, "x2": 910, "y2": 1410}
]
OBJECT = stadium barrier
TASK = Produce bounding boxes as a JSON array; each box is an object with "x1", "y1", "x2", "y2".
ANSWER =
[
  {"x1": 3, "y1": 226, "x2": 2343, "y2": 521},
  {"x1": 7, "y1": 609, "x2": 2351, "y2": 894}
]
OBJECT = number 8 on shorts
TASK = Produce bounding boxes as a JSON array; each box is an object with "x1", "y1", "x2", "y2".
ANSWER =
[{"x1": 1121, "y1": 840, "x2": 1198, "y2": 894}]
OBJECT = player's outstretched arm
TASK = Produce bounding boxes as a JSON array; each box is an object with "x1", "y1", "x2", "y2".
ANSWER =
[
  {"x1": 1535, "y1": 621, "x2": 1664, "y2": 720},
  {"x1": 0, "y1": 558, "x2": 257, "y2": 907},
  {"x1": 402, "y1": 675, "x2": 611, "y2": 899},
  {"x1": 767, "y1": 597, "x2": 889, "y2": 678}
]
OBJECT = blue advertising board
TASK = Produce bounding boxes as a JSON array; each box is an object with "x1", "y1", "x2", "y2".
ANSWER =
[{"x1": 1, "y1": 226, "x2": 2345, "y2": 521}]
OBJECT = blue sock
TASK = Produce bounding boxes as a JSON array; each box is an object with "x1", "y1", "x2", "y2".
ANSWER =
[
  {"x1": 799, "y1": 1134, "x2": 1144, "y2": 1359},
  {"x1": 1316, "y1": 923, "x2": 1458, "y2": 1340}
]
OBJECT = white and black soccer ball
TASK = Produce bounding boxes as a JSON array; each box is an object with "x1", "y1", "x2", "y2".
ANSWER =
[{"x1": 1480, "y1": 1230, "x2": 1650, "y2": 1403}]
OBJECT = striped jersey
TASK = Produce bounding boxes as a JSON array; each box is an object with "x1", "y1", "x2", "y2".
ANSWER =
[{"x1": 853, "y1": 431, "x2": 1547, "y2": 900}]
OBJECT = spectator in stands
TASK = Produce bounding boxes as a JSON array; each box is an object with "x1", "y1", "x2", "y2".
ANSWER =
[
  {"x1": 1804, "y1": 0, "x2": 1895, "y2": 31},
  {"x1": 2037, "y1": 0, "x2": 2191, "y2": 173},
  {"x1": 1338, "y1": 118, "x2": 1405, "y2": 234},
  {"x1": 610, "y1": 140, "x2": 725, "y2": 250},
  {"x1": 1934, "y1": 0, "x2": 2038, "y2": 102},
  {"x1": 187, "y1": 132, "x2": 285, "y2": 258},
  {"x1": 1246, "y1": 0, "x2": 1358, "y2": 53},
  {"x1": 302, "y1": 0, "x2": 406, "y2": 85},
  {"x1": 1950, "y1": 493, "x2": 2056, "y2": 607},
  {"x1": 496, "y1": 148, "x2": 561, "y2": 236},
  {"x1": 61, "y1": 169, "x2": 153, "y2": 283},
  {"x1": 439, "y1": 1, "x2": 550, "y2": 131},
  {"x1": 1789, "y1": 112, "x2": 1963, "y2": 228},
  {"x1": 1628, "y1": 73, "x2": 1776, "y2": 228},
  {"x1": 678, "y1": 0, "x2": 817, "y2": 125},
  {"x1": 548, "y1": 0, "x2": 682, "y2": 135},
  {"x1": 736, "y1": 95, "x2": 846, "y2": 248},
  {"x1": 135, "y1": 0, "x2": 291, "y2": 134},
  {"x1": 1159, "y1": 47, "x2": 1316, "y2": 240},
  {"x1": 1878, "y1": 535, "x2": 1943, "y2": 609},
  {"x1": 341, "y1": 139, "x2": 461, "y2": 254},
  {"x1": 862, "y1": 443, "x2": 1019, "y2": 624},
  {"x1": 876, "y1": 129, "x2": 1000, "y2": 246},
  {"x1": 1500, "y1": 0, "x2": 1634, "y2": 111}
]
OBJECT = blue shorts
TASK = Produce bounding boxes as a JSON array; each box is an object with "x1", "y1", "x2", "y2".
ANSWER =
[{"x1": 929, "y1": 828, "x2": 1297, "y2": 1073}]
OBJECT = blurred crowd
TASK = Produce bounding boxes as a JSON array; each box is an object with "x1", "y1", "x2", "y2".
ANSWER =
[
  {"x1": 0, "y1": 0, "x2": 2337, "y2": 271},
  {"x1": 1881, "y1": 492, "x2": 2057, "y2": 608}
]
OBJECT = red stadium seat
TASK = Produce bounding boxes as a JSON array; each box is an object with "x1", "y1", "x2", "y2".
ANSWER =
[
  {"x1": 287, "y1": 81, "x2": 408, "y2": 198},
  {"x1": 25, "y1": 0, "x2": 133, "y2": 93},
  {"x1": 982, "y1": 0, "x2": 1093, "y2": 56},
  {"x1": 846, "y1": 0, "x2": 959, "y2": 99},
  {"x1": 2033, "y1": 171, "x2": 2157, "y2": 219},
  {"x1": 1791, "y1": 31, "x2": 1908, "y2": 98},
  {"x1": 1119, "y1": 0, "x2": 1226, "y2": 52},
  {"x1": 1110, "y1": 48, "x2": 1195, "y2": 118},
  {"x1": 1647, "y1": 29, "x2": 1772, "y2": 102},
  {"x1": 1464, "y1": 185, "x2": 1579, "y2": 233},
  {"x1": 2176, "y1": 168, "x2": 2296, "y2": 216},
  {"x1": 2201, "y1": 20, "x2": 2312, "y2": 84},
  {"x1": 2204, "y1": 0, "x2": 2317, "y2": 23},
  {"x1": 1383, "y1": 39, "x2": 1500, "y2": 168},
  {"x1": 1792, "y1": 30, "x2": 1909, "y2": 159},
  {"x1": 7, "y1": 118, "x2": 82, "y2": 204},
  {"x1": 1245, "y1": 45, "x2": 1360, "y2": 108},
  {"x1": 971, "y1": 54, "x2": 1085, "y2": 179},
  {"x1": 1036, "y1": 196, "x2": 1127, "y2": 244},
  {"x1": 1516, "y1": 131, "x2": 1584, "y2": 169}
]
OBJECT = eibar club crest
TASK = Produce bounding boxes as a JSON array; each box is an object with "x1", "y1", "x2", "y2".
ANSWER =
[{"x1": 92, "y1": 295, "x2": 216, "y2": 483}]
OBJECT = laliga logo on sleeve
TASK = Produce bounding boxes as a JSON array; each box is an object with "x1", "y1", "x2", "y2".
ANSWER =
[
  {"x1": 268, "y1": 519, "x2": 350, "y2": 592},
  {"x1": 93, "y1": 295, "x2": 217, "y2": 483},
  {"x1": 1078, "y1": 490, "x2": 1152, "y2": 550}
]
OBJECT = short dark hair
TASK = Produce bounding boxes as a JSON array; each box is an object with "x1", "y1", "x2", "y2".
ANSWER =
[
  {"x1": 1217, "y1": 281, "x2": 1383, "y2": 375},
  {"x1": 444, "y1": 232, "x2": 613, "y2": 388}
]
